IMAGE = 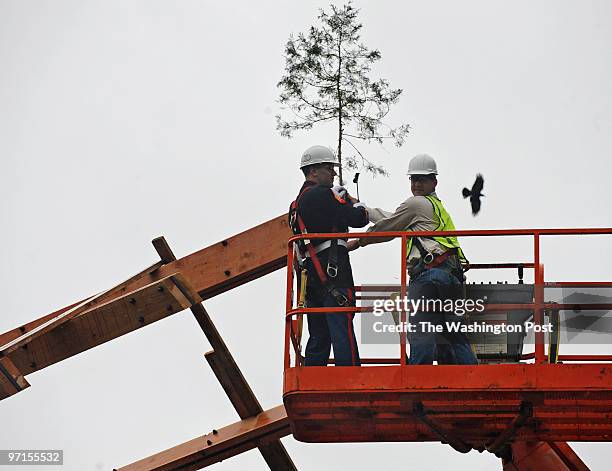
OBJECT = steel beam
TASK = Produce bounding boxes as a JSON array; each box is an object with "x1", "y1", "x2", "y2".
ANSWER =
[{"x1": 115, "y1": 405, "x2": 291, "y2": 471}]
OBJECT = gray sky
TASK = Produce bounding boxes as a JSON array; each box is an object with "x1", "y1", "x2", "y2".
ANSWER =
[{"x1": 1, "y1": 0, "x2": 611, "y2": 469}]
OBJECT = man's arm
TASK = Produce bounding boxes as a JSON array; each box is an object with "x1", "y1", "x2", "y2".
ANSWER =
[
  {"x1": 358, "y1": 197, "x2": 426, "y2": 247},
  {"x1": 300, "y1": 185, "x2": 369, "y2": 230},
  {"x1": 338, "y1": 194, "x2": 369, "y2": 228},
  {"x1": 365, "y1": 206, "x2": 393, "y2": 223}
]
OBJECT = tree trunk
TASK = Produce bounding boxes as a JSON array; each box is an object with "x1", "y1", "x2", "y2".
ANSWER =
[
  {"x1": 336, "y1": 31, "x2": 343, "y2": 185},
  {"x1": 337, "y1": 114, "x2": 343, "y2": 185}
]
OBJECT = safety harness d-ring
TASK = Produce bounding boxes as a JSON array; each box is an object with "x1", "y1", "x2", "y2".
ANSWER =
[
  {"x1": 326, "y1": 264, "x2": 338, "y2": 278},
  {"x1": 290, "y1": 186, "x2": 348, "y2": 308}
]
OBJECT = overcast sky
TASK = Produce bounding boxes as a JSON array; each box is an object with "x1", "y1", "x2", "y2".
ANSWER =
[{"x1": 2, "y1": 1, "x2": 612, "y2": 470}]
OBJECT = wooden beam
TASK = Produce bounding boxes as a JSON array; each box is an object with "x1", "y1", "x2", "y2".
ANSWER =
[
  {"x1": 206, "y1": 350, "x2": 262, "y2": 418},
  {"x1": 115, "y1": 405, "x2": 291, "y2": 471},
  {"x1": 1, "y1": 291, "x2": 110, "y2": 356},
  {"x1": 151, "y1": 237, "x2": 257, "y2": 374},
  {"x1": 152, "y1": 237, "x2": 296, "y2": 471},
  {"x1": 0, "y1": 356, "x2": 29, "y2": 399},
  {"x1": 0, "y1": 260, "x2": 163, "y2": 353},
  {"x1": 155, "y1": 215, "x2": 290, "y2": 300},
  {"x1": 257, "y1": 442, "x2": 296, "y2": 471},
  {"x1": 151, "y1": 236, "x2": 176, "y2": 264},
  {"x1": 206, "y1": 351, "x2": 297, "y2": 470},
  {"x1": 0, "y1": 215, "x2": 290, "y2": 380},
  {"x1": 0, "y1": 299, "x2": 87, "y2": 349},
  {"x1": 5, "y1": 274, "x2": 194, "y2": 376}
]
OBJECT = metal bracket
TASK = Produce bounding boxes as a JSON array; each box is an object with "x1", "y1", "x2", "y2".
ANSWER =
[
  {"x1": 487, "y1": 401, "x2": 533, "y2": 455},
  {"x1": 413, "y1": 401, "x2": 472, "y2": 454}
]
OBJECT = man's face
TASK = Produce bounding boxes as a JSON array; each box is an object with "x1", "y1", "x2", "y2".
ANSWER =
[
  {"x1": 311, "y1": 163, "x2": 337, "y2": 187},
  {"x1": 410, "y1": 174, "x2": 437, "y2": 196}
]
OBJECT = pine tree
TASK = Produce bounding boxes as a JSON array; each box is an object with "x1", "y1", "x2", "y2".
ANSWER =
[{"x1": 276, "y1": 2, "x2": 410, "y2": 182}]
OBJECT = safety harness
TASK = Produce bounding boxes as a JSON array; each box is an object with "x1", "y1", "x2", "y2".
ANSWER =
[
  {"x1": 289, "y1": 185, "x2": 349, "y2": 307},
  {"x1": 408, "y1": 195, "x2": 469, "y2": 279}
]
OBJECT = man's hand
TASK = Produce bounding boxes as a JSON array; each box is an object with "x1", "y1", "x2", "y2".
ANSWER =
[
  {"x1": 347, "y1": 239, "x2": 360, "y2": 251},
  {"x1": 331, "y1": 185, "x2": 348, "y2": 199}
]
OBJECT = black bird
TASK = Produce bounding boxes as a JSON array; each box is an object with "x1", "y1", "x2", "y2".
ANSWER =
[{"x1": 462, "y1": 174, "x2": 484, "y2": 215}]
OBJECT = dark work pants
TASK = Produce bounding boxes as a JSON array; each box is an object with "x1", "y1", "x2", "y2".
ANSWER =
[
  {"x1": 304, "y1": 285, "x2": 360, "y2": 366},
  {"x1": 407, "y1": 267, "x2": 478, "y2": 365}
]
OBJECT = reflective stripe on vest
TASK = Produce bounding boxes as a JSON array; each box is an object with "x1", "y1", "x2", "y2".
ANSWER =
[{"x1": 406, "y1": 195, "x2": 467, "y2": 264}]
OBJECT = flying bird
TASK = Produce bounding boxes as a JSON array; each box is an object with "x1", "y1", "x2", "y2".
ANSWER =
[{"x1": 462, "y1": 174, "x2": 484, "y2": 215}]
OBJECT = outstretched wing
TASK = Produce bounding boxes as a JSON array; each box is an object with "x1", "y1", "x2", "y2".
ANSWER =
[{"x1": 471, "y1": 174, "x2": 484, "y2": 194}]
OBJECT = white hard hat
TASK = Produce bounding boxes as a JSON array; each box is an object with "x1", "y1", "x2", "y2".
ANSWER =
[
  {"x1": 300, "y1": 145, "x2": 339, "y2": 169},
  {"x1": 407, "y1": 153, "x2": 438, "y2": 175}
]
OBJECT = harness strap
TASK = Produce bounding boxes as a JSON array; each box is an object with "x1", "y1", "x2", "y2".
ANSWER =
[
  {"x1": 412, "y1": 237, "x2": 435, "y2": 264},
  {"x1": 327, "y1": 238, "x2": 339, "y2": 278},
  {"x1": 289, "y1": 186, "x2": 349, "y2": 306},
  {"x1": 424, "y1": 248, "x2": 457, "y2": 269},
  {"x1": 304, "y1": 239, "x2": 348, "y2": 257},
  {"x1": 296, "y1": 214, "x2": 349, "y2": 306}
]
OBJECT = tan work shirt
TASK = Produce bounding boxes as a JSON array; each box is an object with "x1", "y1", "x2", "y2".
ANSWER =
[{"x1": 360, "y1": 192, "x2": 448, "y2": 268}]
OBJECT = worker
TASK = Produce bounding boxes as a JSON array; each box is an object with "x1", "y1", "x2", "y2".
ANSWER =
[
  {"x1": 347, "y1": 154, "x2": 478, "y2": 365},
  {"x1": 289, "y1": 145, "x2": 369, "y2": 366}
]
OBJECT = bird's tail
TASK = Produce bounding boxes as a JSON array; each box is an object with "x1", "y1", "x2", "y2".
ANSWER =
[{"x1": 462, "y1": 188, "x2": 471, "y2": 198}]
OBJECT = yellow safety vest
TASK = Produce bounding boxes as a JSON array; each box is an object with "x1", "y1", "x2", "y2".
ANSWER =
[{"x1": 406, "y1": 195, "x2": 468, "y2": 264}]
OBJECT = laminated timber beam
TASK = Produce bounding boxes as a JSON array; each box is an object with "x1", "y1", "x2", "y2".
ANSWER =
[
  {"x1": 0, "y1": 259, "x2": 163, "y2": 354},
  {"x1": 115, "y1": 405, "x2": 291, "y2": 471},
  {"x1": 152, "y1": 237, "x2": 296, "y2": 470},
  {"x1": 205, "y1": 351, "x2": 296, "y2": 470},
  {"x1": 0, "y1": 215, "x2": 290, "y2": 383},
  {"x1": 0, "y1": 356, "x2": 29, "y2": 400},
  {"x1": 0, "y1": 272, "x2": 198, "y2": 382}
]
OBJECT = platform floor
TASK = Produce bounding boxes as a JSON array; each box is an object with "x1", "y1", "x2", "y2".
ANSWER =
[{"x1": 283, "y1": 364, "x2": 612, "y2": 447}]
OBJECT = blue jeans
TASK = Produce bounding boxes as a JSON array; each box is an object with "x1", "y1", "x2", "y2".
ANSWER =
[
  {"x1": 408, "y1": 267, "x2": 478, "y2": 365},
  {"x1": 304, "y1": 286, "x2": 360, "y2": 366}
]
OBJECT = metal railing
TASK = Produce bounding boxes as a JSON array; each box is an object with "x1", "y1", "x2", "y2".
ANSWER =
[{"x1": 285, "y1": 228, "x2": 612, "y2": 369}]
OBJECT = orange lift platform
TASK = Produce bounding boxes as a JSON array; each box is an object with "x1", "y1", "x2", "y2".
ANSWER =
[
  {"x1": 284, "y1": 228, "x2": 612, "y2": 468},
  {"x1": 2, "y1": 216, "x2": 611, "y2": 470}
]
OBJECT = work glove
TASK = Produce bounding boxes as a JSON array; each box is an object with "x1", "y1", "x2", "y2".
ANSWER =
[{"x1": 331, "y1": 185, "x2": 348, "y2": 199}]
